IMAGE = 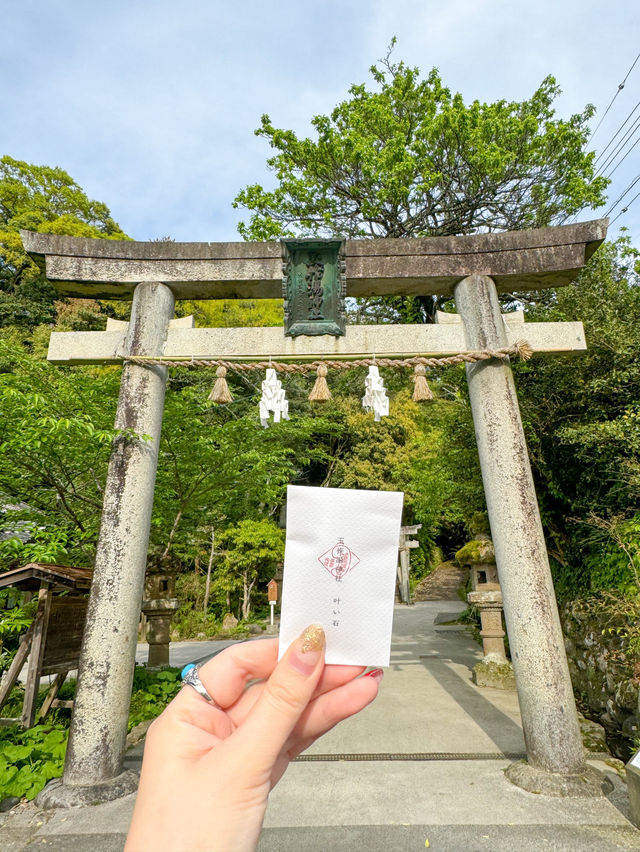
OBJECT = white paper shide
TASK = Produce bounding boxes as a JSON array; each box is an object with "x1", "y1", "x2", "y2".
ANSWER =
[
  {"x1": 361, "y1": 365, "x2": 389, "y2": 421},
  {"x1": 259, "y1": 368, "x2": 289, "y2": 427},
  {"x1": 278, "y1": 485, "x2": 404, "y2": 666}
]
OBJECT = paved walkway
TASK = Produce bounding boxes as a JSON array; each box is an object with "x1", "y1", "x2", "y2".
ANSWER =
[{"x1": 2, "y1": 602, "x2": 639, "y2": 851}]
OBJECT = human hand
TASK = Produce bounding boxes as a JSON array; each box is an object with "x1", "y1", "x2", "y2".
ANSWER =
[{"x1": 125, "y1": 626, "x2": 382, "y2": 852}]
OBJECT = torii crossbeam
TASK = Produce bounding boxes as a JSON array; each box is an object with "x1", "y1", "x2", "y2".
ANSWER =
[{"x1": 22, "y1": 220, "x2": 608, "y2": 805}]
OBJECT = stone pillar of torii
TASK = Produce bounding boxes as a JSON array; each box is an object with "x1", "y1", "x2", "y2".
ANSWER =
[{"x1": 22, "y1": 220, "x2": 609, "y2": 805}]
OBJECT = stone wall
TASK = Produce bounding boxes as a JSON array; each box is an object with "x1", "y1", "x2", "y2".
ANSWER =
[{"x1": 562, "y1": 599, "x2": 640, "y2": 758}]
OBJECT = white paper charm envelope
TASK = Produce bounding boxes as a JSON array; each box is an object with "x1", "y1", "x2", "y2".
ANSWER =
[{"x1": 278, "y1": 485, "x2": 404, "y2": 666}]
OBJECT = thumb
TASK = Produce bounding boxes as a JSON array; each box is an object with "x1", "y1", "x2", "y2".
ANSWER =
[{"x1": 235, "y1": 625, "x2": 325, "y2": 767}]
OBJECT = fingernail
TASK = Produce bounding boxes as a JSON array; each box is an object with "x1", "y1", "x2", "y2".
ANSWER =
[
  {"x1": 365, "y1": 668, "x2": 384, "y2": 683},
  {"x1": 290, "y1": 624, "x2": 325, "y2": 674}
]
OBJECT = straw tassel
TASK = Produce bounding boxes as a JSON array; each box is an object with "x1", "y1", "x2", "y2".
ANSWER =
[
  {"x1": 412, "y1": 365, "x2": 434, "y2": 401},
  {"x1": 514, "y1": 339, "x2": 534, "y2": 361},
  {"x1": 208, "y1": 365, "x2": 233, "y2": 404},
  {"x1": 308, "y1": 364, "x2": 331, "y2": 402}
]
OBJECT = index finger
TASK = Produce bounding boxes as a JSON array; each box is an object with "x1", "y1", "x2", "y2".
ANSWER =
[{"x1": 197, "y1": 638, "x2": 279, "y2": 708}]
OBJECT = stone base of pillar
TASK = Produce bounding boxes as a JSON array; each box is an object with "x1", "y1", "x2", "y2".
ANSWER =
[
  {"x1": 504, "y1": 760, "x2": 611, "y2": 797},
  {"x1": 36, "y1": 770, "x2": 139, "y2": 808},
  {"x1": 472, "y1": 656, "x2": 516, "y2": 690}
]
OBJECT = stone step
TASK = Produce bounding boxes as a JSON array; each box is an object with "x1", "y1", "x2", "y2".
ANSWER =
[{"x1": 414, "y1": 560, "x2": 468, "y2": 601}]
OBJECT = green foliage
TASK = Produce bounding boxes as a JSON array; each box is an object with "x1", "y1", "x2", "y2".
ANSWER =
[
  {"x1": 514, "y1": 237, "x2": 640, "y2": 597},
  {"x1": 0, "y1": 725, "x2": 68, "y2": 801},
  {"x1": 171, "y1": 573, "x2": 224, "y2": 638},
  {"x1": 0, "y1": 591, "x2": 35, "y2": 642},
  {"x1": 171, "y1": 608, "x2": 223, "y2": 641},
  {"x1": 569, "y1": 592, "x2": 640, "y2": 661},
  {"x1": 128, "y1": 667, "x2": 182, "y2": 731},
  {"x1": 581, "y1": 513, "x2": 640, "y2": 595},
  {"x1": 0, "y1": 156, "x2": 128, "y2": 328},
  {"x1": 148, "y1": 380, "x2": 300, "y2": 569},
  {"x1": 235, "y1": 45, "x2": 607, "y2": 244},
  {"x1": 0, "y1": 591, "x2": 36, "y2": 672},
  {"x1": 0, "y1": 334, "x2": 303, "y2": 576},
  {"x1": 176, "y1": 298, "x2": 283, "y2": 328},
  {"x1": 0, "y1": 332, "x2": 120, "y2": 570},
  {"x1": 406, "y1": 389, "x2": 484, "y2": 557},
  {"x1": 216, "y1": 519, "x2": 284, "y2": 618},
  {"x1": 0, "y1": 666, "x2": 183, "y2": 802}
]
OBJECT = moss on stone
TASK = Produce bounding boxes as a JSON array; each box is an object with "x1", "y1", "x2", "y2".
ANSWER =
[
  {"x1": 578, "y1": 714, "x2": 609, "y2": 754},
  {"x1": 469, "y1": 512, "x2": 491, "y2": 536},
  {"x1": 472, "y1": 659, "x2": 516, "y2": 690},
  {"x1": 455, "y1": 537, "x2": 496, "y2": 566}
]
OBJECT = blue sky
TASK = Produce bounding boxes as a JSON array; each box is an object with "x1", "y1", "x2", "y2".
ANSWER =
[{"x1": 2, "y1": 0, "x2": 639, "y2": 245}]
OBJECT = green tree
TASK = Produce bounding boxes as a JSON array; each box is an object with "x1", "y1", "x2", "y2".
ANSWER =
[
  {"x1": 0, "y1": 330, "x2": 120, "y2": 569},
  {"x1": 148, "y1": 380, "x2": 300, "y2": 570},
  {"x1": 176, "y1": 298, "x2": 283, "y2": 329},
  {"x1": 515, "y1": 237, "x2": 640, "y2": 596},
  {"x1": 234, "y1": 47, "x2": 607, "y2": 322},
  {"x1": 235, "y1": 47, "x2": 607, "y2": 242},
  {"x1": 215, "y1": 519, "x2": 284, "y2": 619},
  {"x1": 0, "y1": 156, "x2": 127, "y2": 328}
]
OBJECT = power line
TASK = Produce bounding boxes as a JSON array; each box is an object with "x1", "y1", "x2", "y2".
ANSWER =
[
  {"x1": 609, "y1": 187, "x2": 640, "y2": 225},
  {"x1": 590, "y1": 51, "x2": 640, "y2": 143},
  {"x1": 605, "y1": 132, "x2": 640, "y2": 180},
  {"x1": 595, "y1": 99, "x2": 640, "y2": 164},
  {"x1": 605, "y1": 172, "x2": 640, "y2": 217},
  {"x1": 596, "y1": 113, "x2": 640, "y2": 177}
]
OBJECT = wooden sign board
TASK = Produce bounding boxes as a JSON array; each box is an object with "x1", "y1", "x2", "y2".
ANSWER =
[
  {"x1": 0, "y1": 579, "x2": 90, "y2": 728},
  {"x1": 42, "y1": 596, "x2": 88, "y2": 674},
  {"x1": 268, "y1": 580, "x2": 278, "y2": 603}
]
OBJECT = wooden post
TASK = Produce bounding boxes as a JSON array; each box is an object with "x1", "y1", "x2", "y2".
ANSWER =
[
  {"x1": 39, "y1": 672, "x2": 68, "y2": 720},
  {"x1": 268, "y1": 579, "x2": 278, "y2": 626},
  {"x1": 21, "y1": 582, "x2": 52, "y2": 728},
  {"x1": 0, "y1": 621, "x2": 35, "y2": 708},
  {"x1": 397, "y1": 525, "x2": 420, "y2": 605}
]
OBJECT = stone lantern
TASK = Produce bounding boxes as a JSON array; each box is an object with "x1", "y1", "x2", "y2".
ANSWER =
[
  {"x1": 141, "y1": 567, "x2": 180, "y2": 668},
  {"x1": 456, "y1": 532, "x2": 515, "y2": 690}
]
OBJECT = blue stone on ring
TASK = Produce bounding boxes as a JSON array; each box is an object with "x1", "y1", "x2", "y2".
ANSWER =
[{"x1": 181, "y1": 664, "x2": 216, "y2": 704}]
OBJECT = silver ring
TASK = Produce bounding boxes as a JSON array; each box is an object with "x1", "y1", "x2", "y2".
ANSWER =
[{"x1": 182, "y1": 665, "x2": 218, "y2": 706}]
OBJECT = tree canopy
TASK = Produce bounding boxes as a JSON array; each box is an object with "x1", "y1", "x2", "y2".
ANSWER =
[
  {"x1": 0, "y1": 156, "x2": 127, "y2": 328},
  {"x1": 234, "y1": 46, "x2": 608, "y2": 243}
]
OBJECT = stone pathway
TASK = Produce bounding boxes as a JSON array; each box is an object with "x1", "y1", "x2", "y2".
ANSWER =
[
  {"x1": 1, "y1": 602, "x2": 638, "y2": 851},
  {"x1": 413, "y1": 560, "x2": 468, "y2": 600}
]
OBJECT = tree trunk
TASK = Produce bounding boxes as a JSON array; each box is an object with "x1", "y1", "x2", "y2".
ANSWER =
[
  {"x1": 203, "y1": 528, "x2": 215, "y2": 614},
  {"x1": 161, "y1": 509, "x2": 183, "y2": 563},
  {"x1": 241, "y1": 573, "x2": 248, "y2": 620}
]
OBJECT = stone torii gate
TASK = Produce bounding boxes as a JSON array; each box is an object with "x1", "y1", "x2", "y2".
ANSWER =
[{"x1": 22, "y1": 219, "x2": 608, "y2": 805}]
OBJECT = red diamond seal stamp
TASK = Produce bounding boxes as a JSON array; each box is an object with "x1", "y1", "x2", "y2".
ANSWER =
[{"x1": 318, "y1": 538, "x2": 360, "y2": 581}]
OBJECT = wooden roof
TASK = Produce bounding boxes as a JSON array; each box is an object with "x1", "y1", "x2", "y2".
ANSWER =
[{"x1": 0, "y1": 563, "x2": 93, "y2": 592}]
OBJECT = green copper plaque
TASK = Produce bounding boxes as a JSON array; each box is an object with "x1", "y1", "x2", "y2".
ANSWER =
[{"x1": 282, "y1": 239, "x2": 346, "y2": 337}]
